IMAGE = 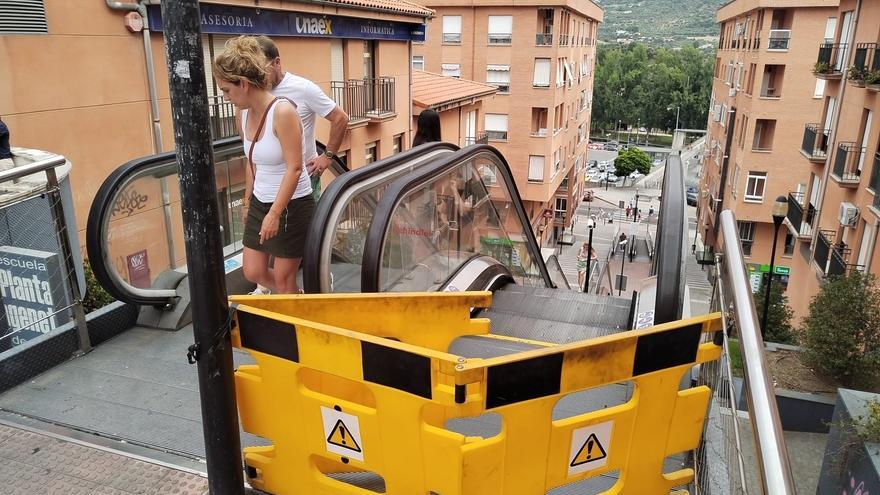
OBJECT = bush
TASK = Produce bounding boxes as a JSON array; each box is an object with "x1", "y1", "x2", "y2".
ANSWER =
[
  {"x1": 812, "y1": 61, "x2": 833, "y2": 74},
  {"x1": 753, "y1": 283, "x2": 796, "y2": 344},
  {"x1": 613, "y1": 147, "x2": 651, "y2": 177},
  {"x1": 802, "y1": 272, "x2": 880, "y2": 387},
  {"x1": 82, "y1": 259, "x2": 115, "y2": 313}
]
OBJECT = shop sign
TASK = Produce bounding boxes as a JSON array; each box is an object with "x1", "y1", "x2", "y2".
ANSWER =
[
  {"x1": 126, "y1": 250, "x2": 152, "y2": 289},
  {"x1": 147, "y1": 4, "x2": 427, "y2": 42},
  {"x1": 747, "y1": 263, "x2": 791, "y2": 275}
]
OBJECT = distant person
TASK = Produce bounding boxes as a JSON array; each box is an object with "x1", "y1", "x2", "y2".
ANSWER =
[
  {"x1": 214, "y1": 36, "x2": 314, "y2": 294},
  {"x1": 412, "y1": 109, "x2": 441, "y2": 146},
  {"x1": 576, "y1": 242, "x2": 598, "y2": 290},
  {"x1": 618, "y1": 232, "x2": 628, "y2": 253},
  {"x1": 0, "y1": 117, "x2": 13, "y2": 171}
]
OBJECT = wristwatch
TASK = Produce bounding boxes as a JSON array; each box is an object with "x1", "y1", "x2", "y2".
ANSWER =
[{"x1": 323, "y1": 150, "x2": 336, "y2": 159}]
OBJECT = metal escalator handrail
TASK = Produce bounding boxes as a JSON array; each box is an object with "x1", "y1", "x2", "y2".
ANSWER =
[
  {"x1": 719, "y1": 209, "x2": 796, "y2": 494},
  {"x1": 438, "y1": 254, "x2": 514, "y2": 293},
  {"x1": 545, "y1": 254, "x2": 572, "y2": 290},
  {"x1": 87, "y1": 138, "x2": 346, "y2": 306},
  {"x1": 360, "y1": 145, "x2": 555, "y2": 292},
  {"x1": 302, "y1": 142, "x2": 459, "y2": 293},
  {"x1": 652, "y1": 151, "x2": 687, "y2": 324}
]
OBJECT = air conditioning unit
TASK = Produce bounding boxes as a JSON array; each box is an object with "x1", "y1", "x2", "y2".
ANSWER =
[
  {"x1": 839, "y1": 202, "x2": 859, "y2": 227},
  {"x1": 728, "y1": 87, "x2": 737, "y2": 97}
]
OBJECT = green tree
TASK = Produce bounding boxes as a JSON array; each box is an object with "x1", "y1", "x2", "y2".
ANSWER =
[
  {"x1": 802, "y1": 272, "x2": 880, "y2": 387},
  {"x1": 753, "y1": 283, "x2": 796, "y2": 344},
  {"x1": 613, "y1": 148, "x2": 651, "y2": 176},
  {"x1": 83, "y1": 259, "x2": 115, "y2": 313}
]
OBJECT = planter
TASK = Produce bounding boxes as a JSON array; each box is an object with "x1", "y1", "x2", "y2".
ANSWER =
[
  {"x1": 733, "y1": 376, "x2": 836, "y2": 433},
  {"x1": 849, "y1": 79, "x2": 867, "y2": 88},
  {"x1": 868, "y1": 84, "x2": 880, "y2": 93},
  {"x1": 817, "y1": 389, "x2": 880, "y2": 494}
]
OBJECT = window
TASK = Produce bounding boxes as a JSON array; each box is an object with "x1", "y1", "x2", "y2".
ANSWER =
[
  {"x1": 813, "y1": 78, "x2": 826, "y2": 98},
  {"x1": 760, "y1": 65, "x2": 785, "y2": 98},
  {"x1": 554, "y1": 197, "x2": 567, "y2": 220},
  {"x1": 485, "y1": 114, "x2": 508, "y2": 140},
  {"x1": 581, "y1": 54, "x2": 590, "y2": 76},
  {"x1": 556, "y1": 58, "x2": 565, "y2": 86},
  {"x1": 531, "y1": 108, "x2": 548, "y2": 136},
  {"x1": 783, "y1": 233, "x2": 795, "y2": 256},
  {"x1": 442, "y1": 16, "x2": 462, "y2": 43},
  {"x1": 738, "y1": 220, "x2": 756, "y2": 256},
  {"x1": 0, "y1": 1, "x2": 47, "y2": 34},
  {"x1": 479, "y1": 164, "x2": 498, "y2": 186},
  {"x1": 392, "y1": 133, "x2": 404, "y2": 154},
  {"x1": 752, "y1": 119, "x2": 776, "y2": 151},
  {"x1": 412, "y1": 56, "x2": 424, "y2": 70},
  {"x1": 533, "y1": 58, "x2": 551, "y2": 87},
  {"x1": 441, "y1": 63, "x2": 461, "y2": 78},
  {"x1": 553, "y1": 148, "x2": 562, "y2": 174},
  {"x1": 488, "y1": 15, "x2": 513, "y2": 44},
  {"x1": 528, "y1": 155, "x2": 545, "y2": 182},
  {"x1": 365, "y1": 141, "x2": 378, "y2": 164},
  {"x1": 744, "y1": 172, "x2": 767, "y2": 201},
  {"x1": 731, "y1": 164, "x2": 741, "y2": 196},
  {"x1": 486, "y1": 65, "x2": 510, "y2": 93}
]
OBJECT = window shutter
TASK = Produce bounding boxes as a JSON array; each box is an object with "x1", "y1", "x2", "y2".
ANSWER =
[
  {"x1": 0, "y1": 0, "x2": 47, "y2": 34},
  {"x1": 485, "y1": 114, "x2": 508, "y2": 132},
  {"x1": 528, "y1": 156, "x2": 545, "y2": 181},
  {"x1": 533, "y1": 59, "x2": 551, "y2": 86},
  {"x1": 488, "y1": 15, "x2": 512, "y2": 34},
  {"x1": 443, "y1": 16, "x2": 461, "y2": 34},
  {"x1": 486, "y1": 65, "x2": 510, "y2": 84}
]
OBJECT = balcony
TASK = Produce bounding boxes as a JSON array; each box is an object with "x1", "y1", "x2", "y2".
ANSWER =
[
  {"x1": 559, "y1": 33, "x2": 569, "y2": 46},
  {"x1": 767, "y1": 29, "x2": 790, "y2": 50},
  {"x1": 849, "y1": 43, "x2": 879, "y2": 88},
  {"x1": 536, "y1": 33, "x2": 553, "y2": 46},
  {"x1": 831, "y1": 142, "x2": 865, "y2": 186},
  {"x1": 827, "y1": 245, "x2": 862, "y2": 278},
  {"x1": 800, "y1": 123, "x2": 830, "y2": 162},
  {"x1": 208, "y1": 96, "x2": 236, "y2": 139},
  {"x1": 785, "y1": 191, "x2": 817, "y2": 239},
  {"x1": 331, "y1": 77, "x2": 396, "y2": 126},
  {"x1": 814, "y1": 229, "x2": 834, "y2": 274},
  {"x1": 464, "y1": 132, "x2": 488, "y2": 146},
  {"x1": 813, "y1": 43, "x2": 847, "y2": 80}
]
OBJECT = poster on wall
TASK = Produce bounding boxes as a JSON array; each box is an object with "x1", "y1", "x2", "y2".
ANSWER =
[
  {"x1": 127, "y1": 250, "x2": 152, "y2": 289},
  {"x1": 0, "y1": 246, "x2": 70, "y2": 352}
]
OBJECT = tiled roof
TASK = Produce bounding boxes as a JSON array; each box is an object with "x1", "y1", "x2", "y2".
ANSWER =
[
  {"x1": 324, "y1": 0, "x2": 433, "y2": 17},
  {"x1": 412, "y1": 71, "x2": 497, "y2": 109}
]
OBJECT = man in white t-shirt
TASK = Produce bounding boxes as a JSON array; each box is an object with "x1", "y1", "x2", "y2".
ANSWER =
[{"x1": 257, "y1": 36, "x2": 349, "y2": 197}]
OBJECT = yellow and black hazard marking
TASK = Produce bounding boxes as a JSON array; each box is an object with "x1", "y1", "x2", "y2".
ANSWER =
[
  {"x1": 570, "y1": 434, "x2": 607, "y2": 466},
  {"x1": 327, "y1": 419, "x2": 361, "y2": 453}
]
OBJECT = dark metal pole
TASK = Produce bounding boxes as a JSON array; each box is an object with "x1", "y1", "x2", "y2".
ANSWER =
[
  {"x1": 761, "y1": 220, "x2": 783, "y2": 338},
  {"x1": 618, "y1": 238, "x2": 627, "y2": 296},
  {"x1": 161, "y1": 2, "x2": 245, "y2": 493},
  {"x1": 583, "y1": 223, "x2": 594, "y2": 293}
]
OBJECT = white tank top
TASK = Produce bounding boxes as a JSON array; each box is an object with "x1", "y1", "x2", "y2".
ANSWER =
[{"x1": 242, "y1": 99, "x2": 312, "y2": 203}]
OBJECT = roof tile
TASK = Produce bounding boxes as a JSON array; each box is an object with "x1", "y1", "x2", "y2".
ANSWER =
[
  {"x1": 412, "y1": 70, "x2": 497, "y2": 109},
  {"x1": 324, "y1": 0, "x2": 433, "y2": 17}
]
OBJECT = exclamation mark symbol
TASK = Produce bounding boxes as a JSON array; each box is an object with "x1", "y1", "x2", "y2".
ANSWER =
[
  {"x1": 586, "y1": 439, "x2": 594, "y2": 460},
  {"x1": 340, "y1": 425, "x2": 346, "y2": 445}
]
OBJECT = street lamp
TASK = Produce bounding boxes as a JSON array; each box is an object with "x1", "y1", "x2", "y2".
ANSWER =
[
  {"x1": 616, "y1": 120, "x2": 621, "y2": 142},
  {"x1": 667, "y1": 104, "x2": 680, "y2": 132},
  {"x1": 760, "y1": 196, "x2": 789, "y2": 339},
  {"x1": 634, "y1": 189, "x2": 640, "y2": 222},
  {"x1": 583, "y1": 218, "x2": 595, "y2": 293}
]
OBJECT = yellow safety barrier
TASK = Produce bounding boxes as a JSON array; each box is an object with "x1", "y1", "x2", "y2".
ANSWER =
[{"x1": 229, "y1": 292, "x2": 722, "y2": 495}]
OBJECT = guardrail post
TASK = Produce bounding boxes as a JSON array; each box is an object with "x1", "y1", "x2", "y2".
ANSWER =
[{"x1": 161, "y1": 1, "x2": 245, "y2": 493}]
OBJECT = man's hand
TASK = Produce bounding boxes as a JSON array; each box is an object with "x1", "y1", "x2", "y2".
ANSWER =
[{"x1": 306, "y1": 154, "x2": 333, "y2": 176}]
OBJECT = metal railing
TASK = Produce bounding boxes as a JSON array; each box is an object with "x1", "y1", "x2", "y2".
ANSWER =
[
  {"x1": 869, "y1": 152, "x2": 880, "y2": 192},
  {"x1": 814, "y1": 229, "x2": 835, "y2": 274},
  {"x1": 464, "y1": 132, "x2": 488, "y2": 146},
  {"x1": 801, "y1": 123, "x2": 830, "y2": 160},
  {"x1": 828, "y1": 245, "x2": 851, "y2": 277},
  {"x1": 853, "y1": 43, "x2": 877, "y2": 73},
  {"x1": 208, "y1": 95, "x2": 237, "y2": 139},
  {"x1": 331, "y1": 77, "x2": 396, "y2": 123},
  {"x1": 694, "y1": 209, "x2": 796, "y2": 494},
  {"x1": 558, "y1": 33, "x2": 569, "y2": 46},
  {"x1": 535, "y1": 33, "x2": 552, "y2": 45},
  {"x1": 786, "y1": 191, "x2": 817, "y2": 238},
  {"x1": 816, "y1": 43, "x2": 848, "y2": 73},
  {"x1": 832, "y1": 142, "x2": 865, "y2": 183},
  {"x1": 768, "y1": 29, "x2": 791, "y2": 50}
]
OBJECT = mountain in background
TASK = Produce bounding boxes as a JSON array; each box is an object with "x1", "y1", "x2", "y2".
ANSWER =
[{"x1": 594, "y1": 0, "x2": 725, "y2": 47}]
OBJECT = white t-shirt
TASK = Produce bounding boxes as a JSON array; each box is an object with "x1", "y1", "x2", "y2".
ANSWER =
[{"x1": 271, "y1": 72, "x2": 338, "y2": 165}]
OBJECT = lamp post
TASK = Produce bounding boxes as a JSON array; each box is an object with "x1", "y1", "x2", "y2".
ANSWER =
[
  {"x1": 634, "y1": 189, "x2": 640, "y2": 222},
  {"x1": 583, "y1": 218, "x2": 595, "y2": 293},
  {"x1": 667, "y1": 104, "x2": 680, "y2": 132},
  {"x1": 761, "y1": 196, "x2": 789, "y2": 339},
  {"x1": 618, "y1": 235, "x2": 628, "y2": 296},
  {"x1": 616, "y1": 120, "x2": 621, "y2": 143}
]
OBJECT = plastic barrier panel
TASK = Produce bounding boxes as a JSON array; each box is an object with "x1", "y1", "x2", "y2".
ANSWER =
[{"x1": 229, "y1": 292, "x2": 722, "y2": 495}]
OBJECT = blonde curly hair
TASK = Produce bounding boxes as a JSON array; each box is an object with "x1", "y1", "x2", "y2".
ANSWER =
[{"x1": 212, "y1": 35, "x2": 270, "y2": 90}]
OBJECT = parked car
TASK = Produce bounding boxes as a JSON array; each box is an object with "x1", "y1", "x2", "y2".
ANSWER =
[
  {"x1": 629, "y1": 171, "x2": 645, "y2": 179},
  {"x1": 605, "y1": 174, "x2": 620, "y2": 183},
  {"x1": 603, "y1": 143, "x2": 619, "y2": 151},
  {"x1": 587, "y1": 160, "x2": 598, "y2": 169},
  {"x1": 686, "y1": 187, "x2": 698, "y2": 206}
]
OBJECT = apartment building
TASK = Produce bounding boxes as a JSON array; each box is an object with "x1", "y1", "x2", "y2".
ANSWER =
[
  {"x1": 412, "y1": 0, "x2": 603, "y2": 247},
  {"x1": 784, "y1": 0, "x2": 880, "y2": 320},
  {"x1": 0, "y1": 0, "x2": 430, "y2": 281},
  {"x1": 697, "y1": 0, "x2": 839, "y2": 296},
  {"x1": 411, "y1": 70, "x2": 497, "y2": 145}
]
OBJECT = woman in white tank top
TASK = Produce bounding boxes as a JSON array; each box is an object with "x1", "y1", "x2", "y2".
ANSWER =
[{"x1": 213, "y1": 36, "x2": 315, "y2": 294}]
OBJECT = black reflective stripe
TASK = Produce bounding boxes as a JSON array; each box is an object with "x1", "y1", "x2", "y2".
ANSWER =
[
  {"x1": 237, "y1": 311, "x2": 299, "y2": 362},
  {"x1": 632, "y1": 323, "x2": 702, "y2": 376},
  {"x1": 361, "y1": 342, "x2": 432, "y2": 399},
  {"x1": 486, "y1": 353, "x2": 563, "y2": 409}
]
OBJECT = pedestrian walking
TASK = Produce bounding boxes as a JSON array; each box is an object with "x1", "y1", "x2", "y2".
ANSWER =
[{"x1": 625, "y1": 206, "x2": 631, "y2": 219}]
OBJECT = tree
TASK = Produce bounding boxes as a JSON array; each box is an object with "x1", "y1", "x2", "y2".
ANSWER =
[
  {"x1": 752, "y1": 283, "x2": 796, "y2": 344},
  {"x1": 802, "y1": 272, "x2": 880, "y2": 387},
  {"x1": 613, "y1": 148, "x2": 651, "y2": 176}
]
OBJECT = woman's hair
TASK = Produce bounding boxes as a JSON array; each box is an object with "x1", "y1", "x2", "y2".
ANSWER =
[
  {"x1": 212, "y1": 36, "x2": 271, "y2": 90},
  {"x1": 412, "y1": 109, "x2": 441, "y2": 146}
]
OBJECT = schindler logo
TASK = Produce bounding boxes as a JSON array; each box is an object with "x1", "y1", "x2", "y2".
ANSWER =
[
  {"x1": 295, "y1": 16, "x2": 332, "y2": 35},
  {"x1": 202, "y1": 13, "x2": 255, "y2": 28}
]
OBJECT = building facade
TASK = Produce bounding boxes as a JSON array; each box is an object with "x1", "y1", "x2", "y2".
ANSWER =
[
  {"x1": 785, "y1": 0, "x2": 880, "y2": 321},
  {"x1": 697, "y1": 0, "x2": 839, "y2": 299},
  {"x1": 411, "y1": 70, "x2": 496, "y2": 146},
  {"x1": 0, "y1": 0, "x2": 430, "y2": 284},
  {"x1": 412, "y1": 0, "x2": 603, "y2": 247}
]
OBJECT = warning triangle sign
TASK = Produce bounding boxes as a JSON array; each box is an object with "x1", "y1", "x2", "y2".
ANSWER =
[
  {"x1": 570, "y1": 433, "x2": 607, "y2": 467},
  {"x1": 327, "y1": 419, "x2": 362, "y2": 453}
]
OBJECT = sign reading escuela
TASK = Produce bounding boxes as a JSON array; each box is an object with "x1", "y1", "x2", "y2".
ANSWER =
[{"x1": 0, "y1": 246, "x2": 69, "y2": 351}]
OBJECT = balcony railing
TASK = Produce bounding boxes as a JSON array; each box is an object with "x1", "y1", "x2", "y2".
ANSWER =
[
  {"x1": 828, "y1": 245, "x2": 852, "y2": 278},
  {"x1": 208, "y1": 96, "x2": 237, "y2": 140},
  {"x1": 767, "y1": 29, "x2": 791, "y2": 50},
  {"x1": 853, "y1": 43, "x2": 878, "y2": 72},
  {"x1": 815, "y1": 43, "x2": 848, "y2": 76},
  {"x1": 801, "y1": 123, "x2": 830, "y2": 161},
  {"x1": 559, "y1": 33, "x2": 569, "y2": 46},
  {"x1": 464, "y1": 132, "x2": 488, "y2": 146},
  {"x1": 832, "y1": 142, "x2": 865, "y2": 185},
  {"x1": 870, "y1": 152, "x2": 880, "y2": 193},
  {"x1": 786, "y1": 192, "x2": 817, "y2": 238},
  {"x1": 331, "y1": 77, "x2": 396, "y2": 124},
  {"x1": 814, "y1": 229, "x2": 834, "y2": 274},
  {"x1": 536, "y1": 33, "x2": 553, "y2": 46},
  {"x1": 488, "y1": 33, "x2": 512, "y2": 45}
]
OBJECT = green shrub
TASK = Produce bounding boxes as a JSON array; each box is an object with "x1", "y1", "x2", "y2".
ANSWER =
[
  {"x1": 802, "y1": 272, "x2": 880, "y2": 387},
  {"x1": 753, "y1": 283, "x2": 797, "y2": 344},
  {"x1": 82, "y1": 259, "x2": 115, "y2": 313},
  {"x1": 812, "y1": 61, "x2": 833, "y2": 74}
]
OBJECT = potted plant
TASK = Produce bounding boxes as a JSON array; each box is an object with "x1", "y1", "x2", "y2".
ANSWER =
[
  {"x1": 866, "y1": 69, "x2": 880, "y2": 91},
  {"x1": 813, "y1": 61, "x2": 834, "y2": 75},
  {"x1": 848, "y1": 66, "x2": 868, "y2": 86}
]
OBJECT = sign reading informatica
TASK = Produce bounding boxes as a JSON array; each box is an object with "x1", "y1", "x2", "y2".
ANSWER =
[{"x1": 146, "y1": 4, "x2": 427, "y2": 42}]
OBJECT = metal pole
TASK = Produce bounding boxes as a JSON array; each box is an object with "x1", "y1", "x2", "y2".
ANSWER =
[
  {"x1": 675, "y1": 106, "x2": 680, "y2": 131},
  {"x1": 583, "y1": 223, "x2": 594, "y2": 293},
  {"x1": 618, "y1": 238, "x2": 627, "y2": 296},
  {"x1": 634, "y1": 191, "x2": 639, "y2": 223},
  {"x1": 761, "y1": 220, "x2": 782, "y2": 338},
  {"x1": 160, "y1": 2, "x2": 244, "y2": 493}
]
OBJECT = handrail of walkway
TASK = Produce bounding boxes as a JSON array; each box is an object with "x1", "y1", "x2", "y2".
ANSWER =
[
  {"x1": 0, "y1": 155, "x2": 68, "y2": 184},
  {"x1": 718, "y1": 209, "x2": 797, "y2": 494},
  {"x1": 652, "y1": 150, "x2": 687, "y2": 324}
]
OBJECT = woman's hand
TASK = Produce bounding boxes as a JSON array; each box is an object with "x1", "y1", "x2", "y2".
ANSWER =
[
  {"x1": 260, "y1": 209, "x2": 281, "y2": 244},
  {"x1": 241, "y1": 203, "x2": 249, "y2": 223}
]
